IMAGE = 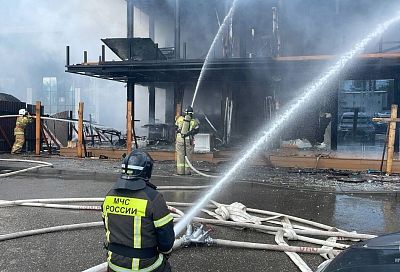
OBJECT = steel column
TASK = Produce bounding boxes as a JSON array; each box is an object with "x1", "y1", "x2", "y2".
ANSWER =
[
  {"x1": 331, "y1": 86, "x2": 338, "y2": 151},
  {"x1": 127, "y1": 0, "x2": 134, "y2": 38},
  {"x1": 66, "y1": 46, "x2": 70, "y2": 66},
  {"x1": 77, "y1": 102, "x2": 84, "y2": 158},
  {"x1": 35, "y1": 101, "x2": 41, "y2": 155},
  {"x1": 174, "y1": 0, "x2": 180, "y2": 59},
  {"x1": 149, "y1": 85, "x2": 156, "y2": 124}
]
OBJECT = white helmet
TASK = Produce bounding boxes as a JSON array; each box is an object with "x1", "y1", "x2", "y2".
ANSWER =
[{"x1": 18, "y1": 109, "x2": 27, "y2": 115}]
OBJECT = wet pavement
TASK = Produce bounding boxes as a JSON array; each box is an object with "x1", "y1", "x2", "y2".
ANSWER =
[{"x1": 0, "y1": 169, "x2": 399, "y2": 272}]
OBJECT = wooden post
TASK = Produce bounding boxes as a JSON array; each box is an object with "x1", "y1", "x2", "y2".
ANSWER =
[
  {"x1": 77, "y1": 102, "x2": 84, "y2": 158},
  {"x1": 127, "y1": 101, "x2": 133, "y2": 154},
  {"x1": 386, "y1": 104, "x2": 398, "y2": 175},
  {"x1": 35, "y1": 101, "x2": 41, "y2": 155},
  {"x1": 174, "y1": 83, "x2": 183, "y2": 119}
]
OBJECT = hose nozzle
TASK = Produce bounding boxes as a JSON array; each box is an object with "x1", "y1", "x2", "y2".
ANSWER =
[{"x1": 180, "y1": 224, "x2": 213, "y2": 247}]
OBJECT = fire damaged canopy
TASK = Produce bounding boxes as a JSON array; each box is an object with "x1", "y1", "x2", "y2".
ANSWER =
[
  {"x1": 102, "y1": 38, "x2": 167, "y2": 61},
  {"x1": 66, "y1": 48, "x2": 400, "y2": 85}
]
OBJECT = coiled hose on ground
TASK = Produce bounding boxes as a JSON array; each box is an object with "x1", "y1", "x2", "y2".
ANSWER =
[{"x1": 0, "y1": 196, "x2": 376, "y2": 272}]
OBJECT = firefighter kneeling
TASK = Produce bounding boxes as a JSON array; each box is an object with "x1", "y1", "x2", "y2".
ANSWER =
[{"x1": 102, "y1": 150, "x2": 175, "y2": 272}]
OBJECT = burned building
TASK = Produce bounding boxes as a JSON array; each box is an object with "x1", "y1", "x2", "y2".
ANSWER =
[{"x1": 65, "y1": 0, "x2": 400, "y2": 155}]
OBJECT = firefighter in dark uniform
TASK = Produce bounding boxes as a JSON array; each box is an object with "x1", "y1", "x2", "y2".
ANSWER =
[{"x1": 102, "y1": 150, "x2": 175, "y2": 272}]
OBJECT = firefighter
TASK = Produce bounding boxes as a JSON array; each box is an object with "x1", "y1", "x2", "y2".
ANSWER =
[
  {"x1": 102, "y1": 150, "x2": 175, "y2": 272},
  {"x1": 175, "y1": 106, "x2": 200, "y2": 175},
  {"x1": 11, "y1": 109, "x2": 33, "y2": 154}
]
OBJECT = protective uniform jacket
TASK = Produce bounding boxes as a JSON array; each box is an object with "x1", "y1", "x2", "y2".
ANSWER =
[
  {"x1": 175, "y1": 116, "x2": 200, "y2": 144},
  {"x1": 14, "y1": 116, "x2": 32, "y2": 135},
  {"x1": 102, "y1": 179, "x2": 174, "y2": 271}
]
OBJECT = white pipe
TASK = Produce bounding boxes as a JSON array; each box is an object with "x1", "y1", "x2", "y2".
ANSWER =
[
  {"x1": 185, "y1": 156, "x2": 219, "y2": 178},
  {"x1": 0, "y1": 198, "x2": 374, "y2": 240},
  {"x1": 0, "y1": 197, "x2": 207, "y2": 208},
  {"x1": 0, "y1": 197, "x2": 376, "y2": 240},
  {"x1": 16, "y1": 202, "x2": 101, "y2": 210},
  {"x1": 0, "y1": 115, "x2": 78, "y2": 124},
  {"x1": 0, "y1": 196, "x2": 364, "y2": 272},
  {"x1": 2, "y1": 202, "x2": 348, "y2": 248},
  {"x1": 0, "y1": 198, "x2": 104, "y2": 207},
  {"x1": 0, "y1": 159, "x2": 53, "y2": 178},
  {"x1": 191, "y1": 217, "x2": 375, "y2": 240},
  {"x1": 246, "y1": 207, "x2": 344, "y2": 232},
  {"x1": 210, "y1": 200, "x2": 348, "y2": 232},
  {"x1": 213, "y1": 239, "x2": 342, "y2": 255},
  {"x1": 158, "y1": 185, "x2": 211, "y2": 190},
  {"x1": 212, "y1": 200, "x2": 341, "y2": 232},
  {"x1": 268, "y1": 231, "x2": 348, "y2": 249},
  {"x1": 0, "y1": 197, "x2": 210, "y2": 208},
  {"x1": 81, "y1": 263, "x2": 108, "y2": 272},
  {"x1": 0, "y1": 115, "x2": 108, "y2": 128},
  {"x1": 167, "y1": 202, "x2": 216, "y2": 209},
  {"x1": 168, "y1": 206, "x2": 185, "y2": 217},
  {"x1": 0, "y1": 222, "x2": 102, "y2": 242},
  {"x1": 0, "y1": 159, "x2": 52, "y2": 165}
]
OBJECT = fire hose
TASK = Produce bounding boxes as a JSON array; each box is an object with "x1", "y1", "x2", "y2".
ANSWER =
[
  {"x1": 0, "y1": 114, "x2": 108, "y2": 128},
  {"x1": 184, "y1": 156, "x2": 220, "y2": 178},
  {"x1": 0, "y1": 159, "x2": 53, "y2": 178},
  {"x1": 0, "y1": 197, "x2": 376, "y2": 272}
]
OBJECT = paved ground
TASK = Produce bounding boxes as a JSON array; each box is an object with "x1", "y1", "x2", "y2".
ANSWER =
[{"x1": 0, "y1": 156, "x2": 399, "y2": 272}]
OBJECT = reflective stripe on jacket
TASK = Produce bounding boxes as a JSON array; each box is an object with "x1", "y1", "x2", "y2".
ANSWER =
[
  {"x1": 14, "y1": 116, "x2": 33, "y2": 135},
  {"x1": 175, "y1": 115, "x2": 199, "y2": 142},
  {"x1": 102, "y1": 185, "x2": 174, "y2": 271}
]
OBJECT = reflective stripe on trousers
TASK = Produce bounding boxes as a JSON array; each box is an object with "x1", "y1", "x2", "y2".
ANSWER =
[
  {"x1": 108, "y1": 254, "x2": 164, "y2": 272},
  {"x1": 175, "y1": 141, "x2": 193, "y2": 175}
]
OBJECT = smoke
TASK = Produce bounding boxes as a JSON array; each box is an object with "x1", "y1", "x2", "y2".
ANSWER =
[
  {"x1": 1, "y1": 0, "x2": 400, "y2": 134},
  {"x1": 0, "y1": 0, "x2": 129, "y2": 131},
  {"x1": 282, "y1": 0, "x2": 400, "y2": 55}
]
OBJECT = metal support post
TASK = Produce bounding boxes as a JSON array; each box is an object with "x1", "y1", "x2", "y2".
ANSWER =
[
  {"x1": 148, "y1": 85, "x2": 156, "y2": 140},
  {"x1": 68, "y1": 110, "x2": 73, "y2": 141},
  {"x1": 149, "y1": 9, "x2": 155, "y2": 40},
  {"x1": 331, "y1": 86, "x2": 339, "y2": 151},
  {"x1": 77, "y1": 102, "x2": 84, "y2": 158},
  {"x1": 127, "y1": 0, "x2": 134, "y2": 38},
  {"x1": 35, "y1": 101, "x2": 41, "y2": 155},
  {"x1": 66, "y1": 46, "x2": 70, "y2": 66},
  {"x1": 101, "y1": 45, "x2": 106, "y2": 62},
  {"x1": 175, "y1": 0, "x2": 181, "y2": 59}
]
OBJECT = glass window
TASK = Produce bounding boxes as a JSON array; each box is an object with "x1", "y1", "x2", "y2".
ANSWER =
[{"x1": 338, "y1": 79, "x2": 394, "y2": 156}]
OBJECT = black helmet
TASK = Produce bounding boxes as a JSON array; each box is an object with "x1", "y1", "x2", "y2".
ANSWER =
[
  {"x1": 185, "y1": 106, "x2": 194, "y2": 115},
  {"x1": 121, "y1": 150, "x2": 154, "y2": 180},
  {"x1": 114, "y1": 150, "x2": 154, "y2": 191}
]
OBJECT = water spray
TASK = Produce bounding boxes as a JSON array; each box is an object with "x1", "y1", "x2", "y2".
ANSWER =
[
  {"x1": 174, "y1": 13, "x2": 400, "y2": 235},
  {"x1": 191, "y1": 0, "x2": 238, "y2": 108}
]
